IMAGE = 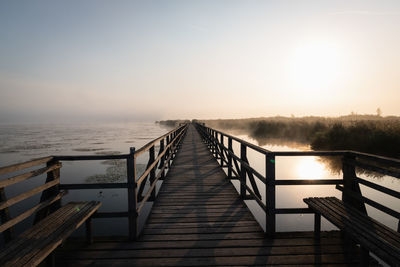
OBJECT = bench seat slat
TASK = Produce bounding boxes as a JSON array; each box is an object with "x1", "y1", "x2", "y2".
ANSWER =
[
  {"x1": 19, "y1": 201, "x2": 100, "y2": 266},
  {"x1": 12, "y1": 202, "x2": 96, "y2": 266},
  {"x1": 0, "y1": 201, "x2": 101, "y2": 267},
  {"x1": 307, "y1": 197, "x2": 399, "y2": 259},
  {"x1": 304, "y1": 197, "x2": 400, "y2": 266},
  {"x1": 0, "y1": 199, "x2": 80, "y2": 261},
  {"x1": 322, "y1": 197, "x2": 400, "y2": 247}
]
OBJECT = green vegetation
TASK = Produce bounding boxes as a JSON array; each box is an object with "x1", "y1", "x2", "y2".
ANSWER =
[{"x1": 200, "y1": 115, "x2": 400, "y2": 158}]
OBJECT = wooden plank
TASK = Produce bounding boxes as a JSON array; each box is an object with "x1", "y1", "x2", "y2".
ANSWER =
[
  {"x1": 0, "y1": 178, "x2": 60, "y2": 210},
  {"x1": 14, "y1": 201, "x2": 101, "y2": 266},
  {"x1": 322, "y1": 197, "x2": 400, "y2": 247},
  {"x1": 139, "y1": 232, "x2": 265, "y2": 241},
  {"x1": 148, "y1": 211, "x2": 252, "y2": 219},
  {"x1": 147, "y1": 215, "x2": 256, "y2": 224},
  {"x1": 59, "y1": 183, "x2": 127, "y2": 190},
  {"x1": 0, "y1": 191, "x2": 67, "y2": 233},
  {"x1": 56, "y1": 245, "x2": 359, "y2": 259},
  {"x1": 144, "y1": 221, "x2": 260, "y2": 229},
  {"x1": 0, "y1": 163, "x2": 61, "y2": 188},
  {"x1": 336, "y1": 185, "x2": 400, "y2": 219},
  {"x1": 356, "y1": 177, "x2": 400, "y2": 199},
  {"x1": 54, "y1": 154, "x2": 128, "y2": 161},
  {"x1": 0, "y1": 200, "x2": 84, "y2": 263},
  {"x1": 305, "y1": 197, "x2": 400, "y2": 265},
  {"x1": 0, "y1": 156, "x2": 53, "y2": 176},
  {"x1": 0, "y1": 187, "x2": 14, "y2": 242},
  {"x1": 59, "y1": 235, "x2": 353, "y2": 250},
  {"x1": 142, "y1": 225, "x2": 262, "y2": 234},
  {"x1": 54, "y1": 253, "x2": 364, "y2": 266}
]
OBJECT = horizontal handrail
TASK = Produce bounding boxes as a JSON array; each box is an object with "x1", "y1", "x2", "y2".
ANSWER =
[
  {"x1": 134, "y1": 124, "x2": 186, "y2": 157},
  {"x1": 54, "y1": 154, "x2": 128, "y2": 161},
  {"x1": 355, "y1": 177, "x2": 400, "y2": 199},
  {"x1": 59, "y1": 183, "x2": 128, "y2": 190},
  {"x1": 137, "y1": 125, "x2": 187, "y2": 214},
  {"x1": 336, "y1": 185, "x2": 400, "y2": 219},
  {"x1": 0, "y1": 156, "x2": 54, "y2": 176},
  {"x1": 0, "y1": 162, "x2": 61, "y2": 188}
]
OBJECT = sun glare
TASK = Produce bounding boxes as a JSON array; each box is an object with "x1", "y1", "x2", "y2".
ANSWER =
[
  {"x1": 296, "y1": 157, "x2": 325, "y2": 179},
  {"x1": 286, "y1": 40, "x2": 347, "y2": 95}
]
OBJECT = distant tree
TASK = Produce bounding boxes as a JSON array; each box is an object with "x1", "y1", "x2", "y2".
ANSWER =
[{"x1": 376, "y1": 107, "x2": 382, "y2": 117}]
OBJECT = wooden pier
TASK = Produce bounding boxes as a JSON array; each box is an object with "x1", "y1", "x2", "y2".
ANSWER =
[
  {"x1": 53, "y1": 125, "x2": 374, "y2": 266},
  {"x1": 2, "y1": 123, "x2": 399, "y2": 266}
]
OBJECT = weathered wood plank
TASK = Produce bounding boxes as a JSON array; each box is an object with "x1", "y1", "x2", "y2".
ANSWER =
[
  {"x1": 54, "y1": 253, "x2": 366, "y2": 267},
  {"x1": 304, "y1": 197, "x2": 400, "y2": 265},
  {"x1": 0, "y1": 157, "x2": 53, "y2": 176},
  {"x1": 0, "y1": 191, "x2": 67, "y2": 233},
  {"x1": 0, "y1": 163, "x2": 61, "y2": 188},
  {"x1": 0, "y1": 178, "x2": 60, "y2": 210}
]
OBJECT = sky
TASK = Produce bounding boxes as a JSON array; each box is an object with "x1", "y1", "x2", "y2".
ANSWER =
[{"x1": 0, "y1": 0, "x2": 399, "y2": 123}]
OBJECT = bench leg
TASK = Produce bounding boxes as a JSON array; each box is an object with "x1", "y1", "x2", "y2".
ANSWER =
[
  {"x1": 314, "y1": 213, "x2": 321, "y2": 239},
  {"x1": 46, "y1": 252, "x2": 55, "y2": 267},
  {"x1": 361, "y1": 247, "x2": 369, "y2": 267},
  {"x1": 86, "y1": 217, "x2": 93, "y2": 244}
]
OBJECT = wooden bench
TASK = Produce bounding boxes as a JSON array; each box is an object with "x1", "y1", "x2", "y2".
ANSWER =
[
  {"x1": 304, "y1": 196, "x2": 400, "y2": 266},
  {"x1": 0, "y1": 157, "x2": 101, "y2": 267},
  {"x1": 0, "y1": 201, "x2": 101, "y2": 266}
]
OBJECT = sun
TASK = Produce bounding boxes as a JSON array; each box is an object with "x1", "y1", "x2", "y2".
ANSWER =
[{"x1": 286, "y1": 40, "x2": 347, "y2": 95}]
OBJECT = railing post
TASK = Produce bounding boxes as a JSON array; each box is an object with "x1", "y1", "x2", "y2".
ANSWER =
[
  {"x1": 127, "y1": 147, "x2": 138, "y2": 240},
  {"x1": 34, "y1": 159, "x2": 61, "y2": 224},
  {"x1": 166, "y1": 136, "x2": 171, "y2": 169},
  {"x1": 220, "y1": 134, "x2": 224, "y2": 166},
  {"x1": 0, "y1": 188, "x2": 14, "y2": 242},
  {"x1": 159, "y1": 139, "x2": 165, "y2": 180},
  {"x1": 240, "y1": 144, "x2": 247, "y2": 198},
  {"x1": 266, "y1": 153, "x2": 276, "y2": 236},
  {"x1": 342, "y1": 152, "x2": 367, "y2": 214},
  {"x1": 228, "y1": 137, "x2": 233, "y2": 179},
  {"x1": 149, "y1": 145, "x2": 156, "y2": 201}
]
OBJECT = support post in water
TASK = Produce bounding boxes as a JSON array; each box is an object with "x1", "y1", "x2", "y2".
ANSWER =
[
  {"x1": 266, "y1": 153, "x2": 276, "y2": 236},
  {"x1": 240, "y1": 144, "x2": 247, "y2": 198},
  {"x1": 127, "y1": 147, "x2": 138, "y2": 240}
]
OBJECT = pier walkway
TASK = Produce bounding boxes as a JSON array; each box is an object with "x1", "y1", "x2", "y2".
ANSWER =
[{"x1": 54, "y1": 125, "x2": 369, "y2": 266}]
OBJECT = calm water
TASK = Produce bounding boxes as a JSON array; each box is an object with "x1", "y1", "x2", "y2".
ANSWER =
[{"x1": 0, "y1": 123, "x2": 399, "y2": 239}]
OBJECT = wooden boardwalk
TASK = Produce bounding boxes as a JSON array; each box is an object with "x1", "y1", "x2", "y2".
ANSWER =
[{"x1": 55, "y1": 125, "x2": 373, "y2": 266}]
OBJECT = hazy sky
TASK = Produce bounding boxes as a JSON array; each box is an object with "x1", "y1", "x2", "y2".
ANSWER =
[{"x1": 1, "y1": 0, "x2": 399, "y2": 122}]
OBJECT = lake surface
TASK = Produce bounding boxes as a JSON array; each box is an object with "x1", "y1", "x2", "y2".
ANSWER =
[{"x1": 0, "y1": 123, "x2": 399, "y2": 239}]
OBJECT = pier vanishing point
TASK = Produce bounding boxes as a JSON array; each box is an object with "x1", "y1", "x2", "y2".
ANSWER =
[{"x1": 1, "y1": 123, "x2": 399, "y2": 266}]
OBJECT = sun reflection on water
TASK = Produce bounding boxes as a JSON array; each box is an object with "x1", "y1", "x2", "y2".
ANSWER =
[{"x1": 296, "y1": 157, "x2": 326, "y2": 179}]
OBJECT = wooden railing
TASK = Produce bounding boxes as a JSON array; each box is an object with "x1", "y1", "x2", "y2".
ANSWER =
[
  {"x1": 195, "y1": 123, "x2": 400, "y2": 235},
  {"x1": 0, "y1": 156, "x2": 65, "y2": 243},
  {"x1": 0, "y1": 124, "x2": 188, "y2": 243}
]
